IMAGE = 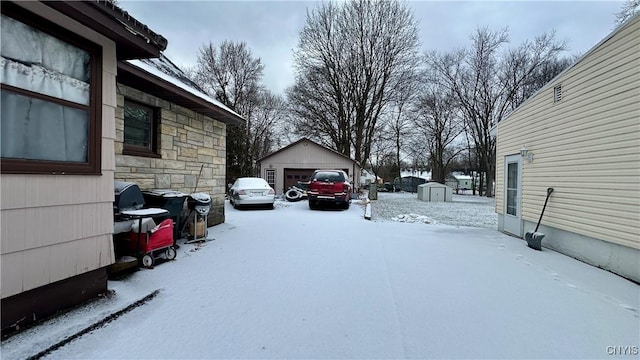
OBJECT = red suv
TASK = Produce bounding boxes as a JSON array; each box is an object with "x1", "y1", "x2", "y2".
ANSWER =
[{"x1": 308, "y1": 170, "x2": 352, "y2": 210}]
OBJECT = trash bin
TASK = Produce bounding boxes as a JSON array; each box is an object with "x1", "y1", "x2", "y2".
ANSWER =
[{"x1": 142, "y1": 189, "x2": 188, "y2": 241}]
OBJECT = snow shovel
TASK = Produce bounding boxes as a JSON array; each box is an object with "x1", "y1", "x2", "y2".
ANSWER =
[{"x1": 525, "y1": 187, "x2": 554, "y2": 250}]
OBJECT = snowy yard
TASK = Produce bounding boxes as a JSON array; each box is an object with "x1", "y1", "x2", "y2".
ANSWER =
[
  {"x1": 366, "y1": 191, "x2": 497, "y2": 228},
  {"x1": 2, "y1": 197, "x2": 639, "y2": 359}
]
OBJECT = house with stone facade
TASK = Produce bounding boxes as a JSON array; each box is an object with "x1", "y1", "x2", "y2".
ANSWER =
[
  {"x1": 1, "y1": 0, "x2": 243, "y2": 336},
  {"x1": 115, "y1": 54, "x2": 243, "y2": 226}
]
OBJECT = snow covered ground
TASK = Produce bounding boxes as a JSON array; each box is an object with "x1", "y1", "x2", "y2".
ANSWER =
[
  {"x1": 2, "y1": 196, "x2": 638, "y2": 359},
  {"x1": 368, "y1": 191, "x2": 497, "y2": 228}
]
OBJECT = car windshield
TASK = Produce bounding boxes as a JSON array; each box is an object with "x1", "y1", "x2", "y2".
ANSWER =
[{"x1": 312, "y1": 171, "x2": 345, "y2": 182}]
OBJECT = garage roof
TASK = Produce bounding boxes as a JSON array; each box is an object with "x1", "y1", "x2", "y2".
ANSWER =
[{"x1": 259, "y1": 137, "x2": 357, "y2": 163}]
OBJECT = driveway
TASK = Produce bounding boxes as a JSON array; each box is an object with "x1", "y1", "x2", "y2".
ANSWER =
[{"x1": 5, "y1": 198, "x2": 639, "y2": 359}]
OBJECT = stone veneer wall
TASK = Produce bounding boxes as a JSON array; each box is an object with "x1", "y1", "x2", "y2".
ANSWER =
[{"x1": 115, "y1": 84, "x2": 227, "y2": 226}]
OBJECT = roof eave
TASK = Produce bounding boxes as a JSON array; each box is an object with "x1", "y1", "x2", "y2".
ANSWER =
[
  {"x1": 259, "y1": 137, "x2": 359, "y2": 164},
  {"x1": 117, "y1": 61, "x2": 245, "y2": 126},
  {"x1": 42, "y1": 0, "x2": 167, "y2": 60}
]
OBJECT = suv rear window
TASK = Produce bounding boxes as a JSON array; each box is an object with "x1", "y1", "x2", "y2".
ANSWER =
[{"x1": 312, "y1": 171, "x2": 345, "y2": 182}]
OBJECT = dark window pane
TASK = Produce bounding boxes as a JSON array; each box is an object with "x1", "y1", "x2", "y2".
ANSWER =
[
  {"x1": 124, "y1": 102, "x2": 152, "y2": 149},
  {"x1": 1, "y1": 90, "x2": 88, "y2": 162},
  {"x1": 0, "y1": 5, "x2": 100, "y2": 174}
]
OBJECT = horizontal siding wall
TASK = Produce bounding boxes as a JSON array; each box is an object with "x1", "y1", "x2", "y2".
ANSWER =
[
  {"x1": 496, "y1": 17, "x2": 640, "y2": 250},
  {"x1": 0, "y1": 1, "x2": 118, "y2": 299}
]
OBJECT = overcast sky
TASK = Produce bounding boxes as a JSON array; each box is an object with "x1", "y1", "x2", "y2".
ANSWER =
[{"x1": 119, "y1": 0, "x2": 625, "y2": 95}]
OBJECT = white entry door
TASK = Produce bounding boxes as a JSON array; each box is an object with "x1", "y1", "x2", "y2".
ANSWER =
[{"x1": 504, "y1": 155, "x2": 522, "y2": 236}]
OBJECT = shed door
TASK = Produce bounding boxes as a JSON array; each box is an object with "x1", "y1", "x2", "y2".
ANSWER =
[
  {"x1": 504, "y1": 155, "x2": 522, "y2": 236},
  {"x1": 429, "y1": 187, "x2": 445, "y2": 202}
]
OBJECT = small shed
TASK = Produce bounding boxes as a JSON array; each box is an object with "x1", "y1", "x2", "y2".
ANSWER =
[{"x1": 417, "y1": 183, "x2": 453, "y2": 202}]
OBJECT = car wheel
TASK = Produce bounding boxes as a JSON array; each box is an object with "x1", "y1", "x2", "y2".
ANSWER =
[
  {"x1": 309, "y1": 200, "x2": 318, "y2": 210},
  {"x1": 343, "y1": 201, "x2": 350, "y2": 210}
]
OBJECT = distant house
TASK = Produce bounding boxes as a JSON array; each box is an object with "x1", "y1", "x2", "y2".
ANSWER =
[
  {"x1": 495, "y1": 14, "x2": 639, "y2": 282},
  {"x1": 257, "y1": 138, "x2": 361, "y2": 194},
  {"x1": 445, "y1": 173, "x2": 473, "y2": 192},
  {"x1": 360, "y1": 169, "x2": 382, "y2": 187},
  {"x1": 444, "y1": 174, "x2": 458, "y2": 189},
  {"x1": 454, "y1": 174, "x2": 473, "y2": 190}
]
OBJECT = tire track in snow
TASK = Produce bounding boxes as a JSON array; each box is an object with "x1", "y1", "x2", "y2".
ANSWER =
[{"x1": 378, "y1": 236, "x2": 408, "y2": 358}]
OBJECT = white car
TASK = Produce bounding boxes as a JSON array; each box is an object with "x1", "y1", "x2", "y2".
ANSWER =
[{"x1": 228, "y1": 177, "x2": 276, "y2": 209}]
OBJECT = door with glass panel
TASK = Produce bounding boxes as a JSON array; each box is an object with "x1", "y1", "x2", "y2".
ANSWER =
[{"x1": 504, "y1": 155, "x2": 522, "y2": 236}]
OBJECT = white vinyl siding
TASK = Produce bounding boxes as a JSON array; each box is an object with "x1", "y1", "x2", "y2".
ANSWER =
[{"x1": 496, "y1": 16, "x2": 640, "y2": 250}]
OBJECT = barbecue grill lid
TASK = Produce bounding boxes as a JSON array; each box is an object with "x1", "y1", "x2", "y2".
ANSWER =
[
  {"x1": 114, "y1": 181, "x2": 145, "y2": 211},
  {"x1": 114, "y1": 181, "x2": 136, "y2": 195},
  {"x1": 188, "y1": 192, "x2": 211, "y2": 207}
]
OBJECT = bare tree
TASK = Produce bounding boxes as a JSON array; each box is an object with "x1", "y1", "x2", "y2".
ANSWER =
[
  {"x1": 288, "y1": 0, "x2": 422, "y2": 168},
  {"x1": 615, "y1": 0, "x2": 640, "y2": 26},
  {"x1": 195, "y1": 41, "x2": 281, "y2": 183},
  {"x1": 414, "y1": 80, "x2": 465, "y2": 184},
  {"x1": 507, "y1": 55, "x2": 575, "y2": 111},
  {"x1": 366, "y1": 130, "x2": 395, "y2": 186},
  {"x1": 426, "y1": 27, "x2": 566, "y2": 197},
  {"x1": 385, "y1": 68, "x2": 420, "y2": 190},
  {"x1": 251, "y1": 90, "x2": 288, "y2": 164}
]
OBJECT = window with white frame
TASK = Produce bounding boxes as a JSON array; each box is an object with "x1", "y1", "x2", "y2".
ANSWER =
[
  {"x1": 0, "y1": 5, "x2": 101, "y2": 174},
  {"x1": 266, "y1": 169, "x2": 275, "y2": 188}
]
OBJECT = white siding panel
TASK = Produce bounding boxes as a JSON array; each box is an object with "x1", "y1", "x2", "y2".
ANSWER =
[
  {"x1": 2, "y1": 203, "x2": 114, "y2": 254},
  {"x1": 0, "y1": 209, "x2": 27, "y2": 254},
  {"x1": 0, "y1": 252, "x2": 24, "y2": 296},
  {"x1": 22, "y1": 246, "x2": 52, "y2": 293},
  {"x1": 496, "y1": 16, "x2": 640, "y2": 249},
  {"x1": 49, "y1": 240, "x2": 82, "y2": 283}
]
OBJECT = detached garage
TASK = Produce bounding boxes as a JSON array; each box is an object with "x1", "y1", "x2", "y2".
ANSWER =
[{"x1": 258, "y1": 138, "x2": 360, "y2": 195}]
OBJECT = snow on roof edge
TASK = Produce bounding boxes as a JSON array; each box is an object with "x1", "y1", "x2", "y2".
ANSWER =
[{"x1": 126, "y1": 59, "x2": 243, "y2": 120}]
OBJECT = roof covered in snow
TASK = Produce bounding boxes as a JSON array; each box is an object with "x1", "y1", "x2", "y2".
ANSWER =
[{"x1": 118, "y1": 54, "x2": 245, "y2": 126}]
